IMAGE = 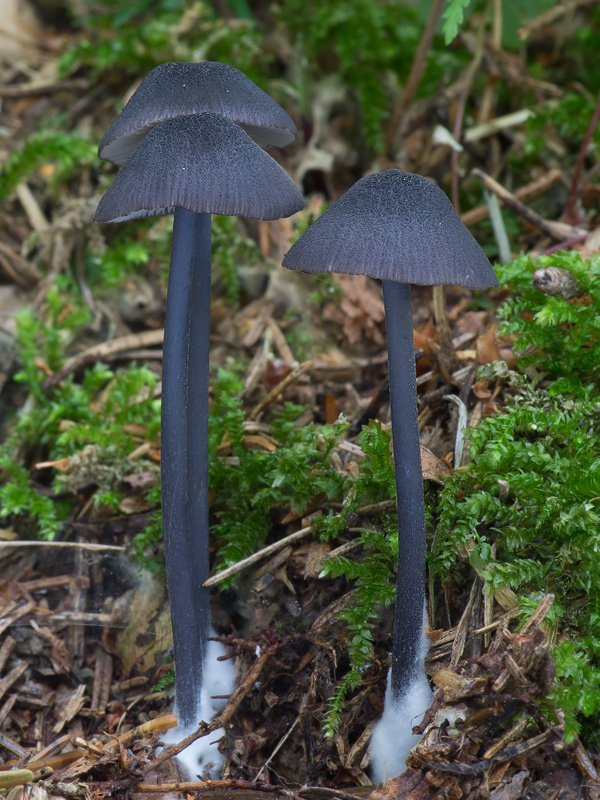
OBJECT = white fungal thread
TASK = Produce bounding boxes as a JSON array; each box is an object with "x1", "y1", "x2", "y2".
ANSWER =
[
  {"x1": 370, "y1": 604, "x2": 432, "y2": 783},
  {"x1": 161, "y1": 632, "x2": 236, "y2": 780}
]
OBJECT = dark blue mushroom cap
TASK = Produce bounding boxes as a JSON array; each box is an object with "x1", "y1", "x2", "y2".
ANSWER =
[
  {"x1": 94, "y1": 113, "x2": 304, "y2": 223},
  {"x1": 283, "y1": 170, "x2": 498, "y2": 289},
  {"x1": 99, "y1": 61, "x2": 297, "y2": 165}
]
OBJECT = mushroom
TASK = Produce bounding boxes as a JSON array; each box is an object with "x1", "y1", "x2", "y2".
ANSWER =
[
  {"x1": 282, "y1": 169, "x2": 497, "y2": 779},
  {"x1": 99, "y1": 61, "x2": 297, "y2": 166},
  {"x1": 95, "y1": 110, "x2": 303, "y2": 750}
]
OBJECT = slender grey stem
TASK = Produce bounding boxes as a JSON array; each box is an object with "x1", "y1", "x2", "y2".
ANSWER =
[
  {"x1": 382, "y1": 280, "x2": 426, "y2": 699},
  {"x1": 162, "y1": 208, "x2": 211, "y2": 728}
]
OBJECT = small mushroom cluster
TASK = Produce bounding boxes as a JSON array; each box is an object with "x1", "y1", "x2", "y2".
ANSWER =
[
  {"x1": 95, "y1": 63, "x2": 498, "y2": 783},
  {"x1": 94, "y1": 61, "x2": 303, "y2": 774}
]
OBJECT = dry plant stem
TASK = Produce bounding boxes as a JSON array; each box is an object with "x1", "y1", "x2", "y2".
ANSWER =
[
  {"x1": 432, "y1": 285, "x2": 455, "y2": 368},
  {"x1": 203, "y1": 526, "x2": 313, "y2": 587},
  {"x1": 564, "y1": 90, "x2": 600, "y2": 223},
  {"x1": 43, "y1": 330, "x2": 164, "y2": 389},
  {"x1": 249, "y1": 360, "x2": 312, "y2": 420},
  {"x1": 450, "y1": 24, "x2": 484, "y2": 211},
  {"x1": 384, "y1": 0, "x2": 445, "y2": 157},
  {"x1": 542, "y1": 233, "x2": 588, "y2": 254},
  {"x1": 383, "y1": 281, "x2": 426, "y2": 697},
  {"x1": 0, "y1": 541, "x2": 125, "y2": 551},
  {"x1": 162, "y1": 208, "x2": 211, "y2": 728},
  {"x1": 136, "y1": 779, "x2": 300, "y2": 797},
  {"x1": 471, "y1": 168, "x2": 587, "y2": 240},
  {"x1": 518, "y1": 0, "x2": 598, "y2": 40},
  {"x1": 460, "y1": 168, "x2": 562, "y2": 227},
  {"x1": 204, "y1": 499, "x2": 398, "y2": 589},
  {"x1": 299, "y1": 789, "x2": 362, "y2": 800},
  {"x1": 440, "y1": 34, "x2": 484, "y2": 371}
]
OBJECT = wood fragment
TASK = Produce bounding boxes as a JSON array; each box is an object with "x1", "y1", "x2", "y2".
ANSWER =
[
  {"x1": 103, "y1": 714, "x2": 177, "y2": 750},
  {"x1": 242, "y1": 304, "x2": 272, "y2": 348},
  {"x1": 299, "y1": 790, "x2": 362, "y2": 800},
  {"x1": 68, "y1": 548, "x2": 89, "y2": 664},
  {"x1": 483, "y1": 717, "x2": 528, "y2": 759},
  {"x1": 90, "y1": 650, "x2": 112, "y2": 713},
  {"x1": 520, "y1": 593, "x2": 554, "y2": 634},
  {"x1": 27, "y1": 750, "x2": 86, "y2": 771},
  {"x1": 266, "y1": 317, "x2": 296, "y2": 364},
  {"x1": 0, "y1": 601, "x2": 36, "y2": 637},
  {"x1": 0, "y1": 694, "x2": 18, "y2": 728},
  {"x1": 15, "y1": 184, "x2": 49, "y2": 234},
  {"x1": 463, "y1": 108, "x2": 535, "y2": 143},
  {"x1": 21, "y1": 576, "x2": 73, "y2": 591},
  {"x1": 0, "y1": 636, "x2": 16, "y2": 673},
  {"x1": 52, "y1": 685, "x2": 86, "y2": 734},
  {"x1": 0, "y1": 662, "x2": 27, "y2": 705},
  {"x1": 449, "y1": 580, "x2": 478, "y2": 669},
  {"x1": 0, "y1": 730, "x2": 27, "y2": 757},
  {"x1": 28, "y1": 734, "x2": 70, "y2": 763},
  {"x1": 34, "y1": 611, "x2": 120, "y2": 626}
]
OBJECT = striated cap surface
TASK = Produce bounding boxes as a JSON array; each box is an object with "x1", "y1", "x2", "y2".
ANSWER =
[
  {"x1": 283, "y1": 170, "x2": 498, "y2": 289},
  {"x1": 99, "y1": 61, "x2": 297, "y2": 165},
  {"x1": 94, "y1": 113, "x2": 304, "y2": 223}
]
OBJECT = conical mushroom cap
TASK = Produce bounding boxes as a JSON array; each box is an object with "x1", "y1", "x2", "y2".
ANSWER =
[
  {"x1": 283, "y1": 170, "x2": 498, "y2": 289},
  {"x1": 99, "y1": 61, "x2": 297, "y2": 165},
  {"x1": 94, "y1": 113, "x2": 304, "y2": 223}
]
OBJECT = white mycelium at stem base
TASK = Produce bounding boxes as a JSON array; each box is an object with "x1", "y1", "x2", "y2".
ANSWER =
[
  {"x1": 370, "y1": 604, "x2": 432, "y2": 782},
  {"x1": 161, "y1": 634, "x2": 236, "y2": 778}
]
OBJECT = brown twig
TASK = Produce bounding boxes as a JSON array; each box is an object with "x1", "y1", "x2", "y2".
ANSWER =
[
  {"x1": 141, "y1": 645, "x2": 279, "y2": 775},
  {"x1": 460, "y1": 168, "x2": 562, "y2": 227},
  {"x1": 471, "y1": 168, "x2": 587, "y2": 240},
  {"x1": 249, "y1": 360, "x2": 312, "y2": 420},
  {"x1": 384, "y1": 0, "x2": 445, "y2": 157},
  {"x1": 299, "y1": 788, "x2": 362, "y2": 800},
  {"x1": 42, "y1": 329, "x2": 165, "y2": 389},
  {"x1": 450, "y1": 22, "x2": 485, "y2": 211},
  {"x1": 517, "y1": 0, "x2": 598, "y2": 40},
  {"x1": 0, "y1": 79, "x2": 89, "y2": 97},
  {"x1": 564, "y1": 90, "x2": 600, "y2": 224},
  {"x1": 136, "y1": 778, "x2": 299, "y2": 797},
  {"x1": 203, "y1": 526, "x2": 313, "y2": 587}
]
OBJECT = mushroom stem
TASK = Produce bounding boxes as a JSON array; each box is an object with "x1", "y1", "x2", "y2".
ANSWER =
[
  {"x1": 382, "y1": 280, "x2": 427, "y2": 699},
  {"x1": 162, "y1": 208, "x2": 212, "y2": 728}
]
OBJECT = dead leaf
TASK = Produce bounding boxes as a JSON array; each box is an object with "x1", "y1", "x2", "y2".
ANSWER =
[
  {"x1": 303, "y1": 542, "x2": 331, "y2": 579},
  {"x1": 420, "y1": 445, "x2": 452, "y2": 482},
  {"x1": 489, "y1": 770, "x2": 529, "y2": 800},
  {"x1": 325, "y1": 393, "x2": 339, "y2": 423},
  {"x1": 114, "y1": 574, "x2": 170, "y2": 677},
  {"x1": 118, "y1": 496, "x2": 154, "y2": 515},
  {"x1": 324, "y1": 274, "x2": 385, "y2": 345},
  {"x1": 244, "y1": 434, "x2": 277, "y2": 452},
  {"x1": 476, "y1": 324, "x2": 501, "y2": 364}
]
